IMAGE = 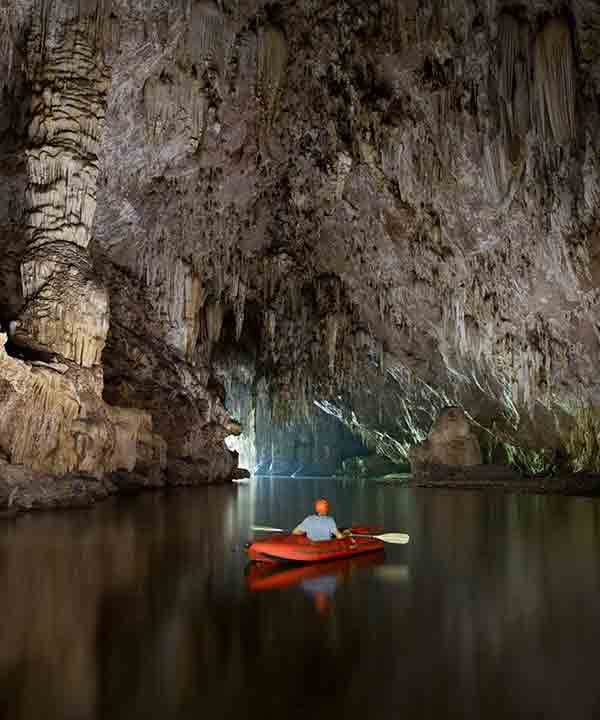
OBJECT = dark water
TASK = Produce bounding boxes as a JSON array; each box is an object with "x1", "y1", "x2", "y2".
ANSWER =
[{"x1": 2, "y1": 477, "x2": 600, "y2": 719}]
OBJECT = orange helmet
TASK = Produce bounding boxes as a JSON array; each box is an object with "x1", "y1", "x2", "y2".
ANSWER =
[{"x1": 315, "y1": 498, "x2": 329, "y2": 515}]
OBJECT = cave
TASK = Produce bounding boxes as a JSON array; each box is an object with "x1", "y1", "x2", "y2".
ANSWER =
[
  {"x1": 1, "y1": 0, "x2": 600, "y2": 503},
  {"x1": 4, "y1": 3, "x2": 600, "y2": 719}
]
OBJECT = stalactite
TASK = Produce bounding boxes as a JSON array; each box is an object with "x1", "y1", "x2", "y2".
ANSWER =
[
  {"x1": 354, "y1": 327, "x2": 370, "y2": 352},
  {"x1": 497, "y1": 12, "x2": 530, "y2": 138},
  {"x1": 264, "y1": 308, "x2": 276, "y2": 345},
  {"x1": 310, "y1": 339, "x2": 320, "y2": 364},
  {"x1": 534, "y1": 18, "x2": 576, "y2": 145},
  {"x1": 235, "y1": 30, "x2": 257, "y2": 105},
  {"x1": 482, "y1": 133, "x2": 512, "y2": 205},
  {"x1": 205, "y1": 301, "x2": 224, "y2": 346},
  {"x1": 335, "y1": 152, "x2": 353, "y2": 200},
  {"x1": 183, "y1": 269, "x2": 202, "y2": 361},
  {"x1": 378, "y1": 342, "x2": 386, "y2": 376},
  {"x1": 381, "y1": 125, "x2": 442, "y2": 205},
  {"x1": 0, "y1": 2, "x2": 24, "y2": 87},
  {"x1": 234, "y1": 279, "x2": 246, "y2": 342},
  {"x1": 513, "y1": 52, "x2": 530, "y2": 138},
  {"x1": 387, "y1": 0, "x2": 418, "y2": 50},
  {"x1": 143, "y1": 69, "x2": 206, "y2": 151},
  {"x1": 325, "y1": 314, "x2": 339, "y2": 374},
  {"x1": 498, "y1": 14, "x2": 520, "y2": 112},
  {"x1": 189, "y1": 0, "x2": 227, "y2": 71},
  {"x1": 257, "y1": 25, "x2": 287, "y2": 128}
]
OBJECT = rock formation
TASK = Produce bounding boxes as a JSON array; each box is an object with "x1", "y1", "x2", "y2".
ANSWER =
[
  {"x1": 2, "y1": 1, "x2": 600, "y2": 502},
  {"x1": 17, "y1": 11, "x2": 110, "y2": 366},
  {"x1": 0, "y1": 331, "x2": 165, "y2": 475},
  {"x1": 409, "y1": 407, "x2": 482, "y2": 475}
]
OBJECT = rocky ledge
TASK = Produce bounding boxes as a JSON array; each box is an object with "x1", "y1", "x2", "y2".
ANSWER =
[
  {"x1": 0, "y1": 461, "x2": 113, "y2": 514},
  {"x1": 0, "y1": 460, "x2": 246, "y2": 517},
  {"x1": 406, "y1": 465, "x2": 600, "y2": 496},
  {"x1": 405, "y1": 407, "x2": 600, "y2": 495}
]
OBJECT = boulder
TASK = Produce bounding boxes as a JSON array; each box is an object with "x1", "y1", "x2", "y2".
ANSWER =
[
  {"x1": 166, "y1": 447, "x2": 237, "y2": 486},
  {"x1": 409, "y1": 407, "x2": 482, "y2": 476},
  {"x1": 231, "y1": 467, "x2": 251, "y2": 480}
]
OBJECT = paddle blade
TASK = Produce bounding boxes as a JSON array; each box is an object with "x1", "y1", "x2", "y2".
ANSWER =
[
  {"x1": 374, "y1": 532, "x2": 410, "y2": 544},
  {"x1": 251, "y1": 525, "x2": 286, "y2": 533}
]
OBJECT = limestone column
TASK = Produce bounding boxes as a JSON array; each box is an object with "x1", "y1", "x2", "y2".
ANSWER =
[{"x1": 17, "y1": 13, "x2": 110, "y2": 367}]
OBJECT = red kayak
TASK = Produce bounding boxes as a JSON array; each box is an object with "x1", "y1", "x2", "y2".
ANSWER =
[{"x1": 245, "y1": 526, "x2": 385, "y2": 564}]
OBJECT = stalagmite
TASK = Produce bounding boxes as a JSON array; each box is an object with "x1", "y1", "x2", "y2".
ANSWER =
[{"x1": 18, "y1": 11, "x2": 111, "y2": 366}]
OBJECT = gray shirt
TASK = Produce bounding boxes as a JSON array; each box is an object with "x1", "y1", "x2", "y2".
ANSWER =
[{"x1": 296, "y1": 514, "x2": 339, "y2": 541}]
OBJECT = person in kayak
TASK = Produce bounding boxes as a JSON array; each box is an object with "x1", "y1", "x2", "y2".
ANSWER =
[{"x1": 292, "y1": 498, "x2": 346, "y2": 541}]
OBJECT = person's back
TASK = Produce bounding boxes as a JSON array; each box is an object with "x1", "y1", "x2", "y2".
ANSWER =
[
  {"x1": 293, "y1": 498, "x2": 343, "y2": 541},
  {"x1": 294, "y1": 514, "x2": 339, "y2": 541}
]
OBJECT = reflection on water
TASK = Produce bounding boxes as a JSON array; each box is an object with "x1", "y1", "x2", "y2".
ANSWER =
[
  {"x1": 2, "y1": 480, "x2": 600, "y2": 719},
  {"x1": 245, "y1": 551, "x2": 385, "y2": 616}
]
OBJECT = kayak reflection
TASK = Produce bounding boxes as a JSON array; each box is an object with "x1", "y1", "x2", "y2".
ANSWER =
[{"x1": 245, "y1": 552, "x2": 385, "y2": 613}]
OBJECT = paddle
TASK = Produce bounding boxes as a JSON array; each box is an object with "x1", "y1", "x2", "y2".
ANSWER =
[{"x1": 251, "y1": 525, "x2": 410, "y2": 545}]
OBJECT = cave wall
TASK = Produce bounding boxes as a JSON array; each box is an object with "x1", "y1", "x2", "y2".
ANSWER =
[{"x1": 2, "y1": 1, "x2": 600, "y2": 482}]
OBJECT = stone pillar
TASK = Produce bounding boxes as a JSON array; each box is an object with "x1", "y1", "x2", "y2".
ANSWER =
[{"x1": 17, "y1": 16, "x2": 110, "y2": 366}]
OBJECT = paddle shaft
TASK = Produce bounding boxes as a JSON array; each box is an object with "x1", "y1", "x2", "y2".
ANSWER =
[{"x1": 251, "y1": 526, "x2": 409, "y2": 545}]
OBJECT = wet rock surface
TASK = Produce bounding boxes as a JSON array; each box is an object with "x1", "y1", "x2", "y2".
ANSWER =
[{"x1": 0, "y1": 463, "x2": 115, "y2": 511}]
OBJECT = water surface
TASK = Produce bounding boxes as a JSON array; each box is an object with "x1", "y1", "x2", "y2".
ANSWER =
[{"x1": 2, "y1": 477, "x2": 600, "y2": 719}]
